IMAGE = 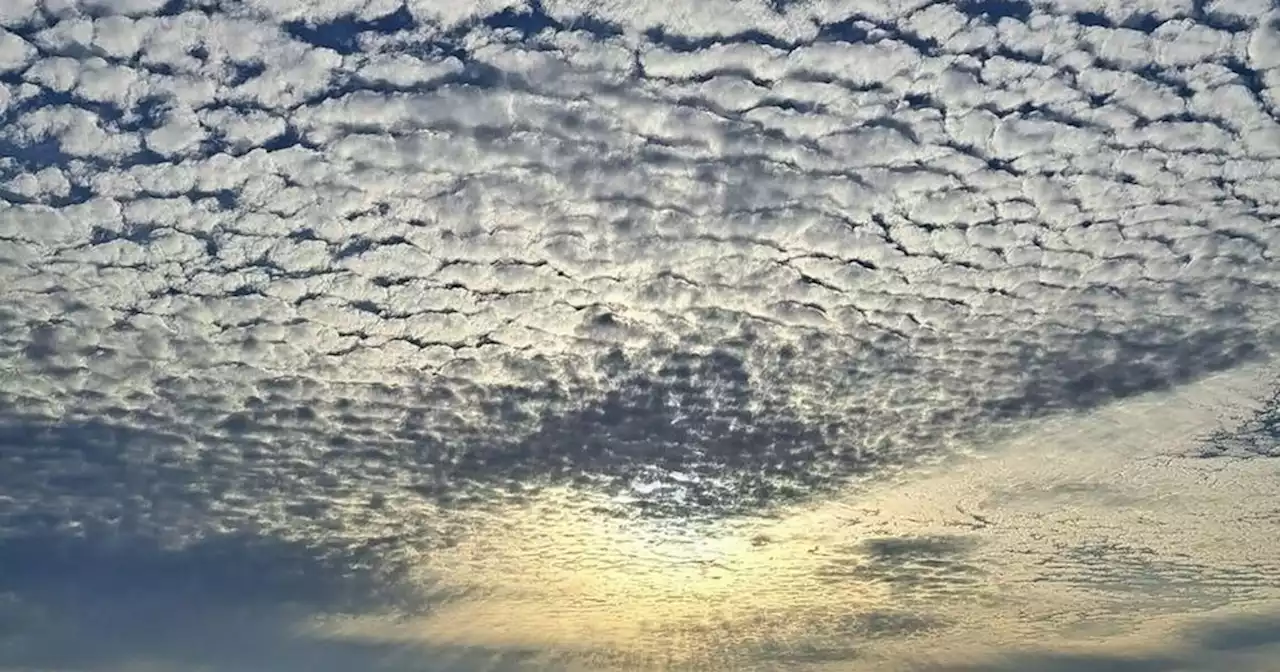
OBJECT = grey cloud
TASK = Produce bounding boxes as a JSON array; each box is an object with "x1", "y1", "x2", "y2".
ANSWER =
[
  {"x1": 817, "y1": 535, "x2": 985, "y2": 605},
  {"x1": 1194, "y1": 612, "x2": 1280, "y2": 652},
  {"x1": 1031, "y1": 539, "x2": 1280, "y2": 606},
  {"x1": 860, "y1": 535, "x2": 978, "y2": 559},
  {"x1": 928, "y1": 611, "x2": 1280, "y2": 671},
  {"x1": 0, "y1": 527, "x2": 460, "y2": 672}
]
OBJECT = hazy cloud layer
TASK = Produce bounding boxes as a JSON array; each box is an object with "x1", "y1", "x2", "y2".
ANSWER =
[{"x1": 0, "y1": 0, "x2": 1278, "y2": 669}]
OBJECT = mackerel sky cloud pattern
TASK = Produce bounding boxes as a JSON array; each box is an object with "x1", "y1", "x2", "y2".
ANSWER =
[{"x1": 1, "y1": 0, "x2": 1279, "y2": 669}]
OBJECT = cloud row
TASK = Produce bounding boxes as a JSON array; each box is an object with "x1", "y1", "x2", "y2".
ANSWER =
[{"x1": 0, "y1": 3, "x2": 1277, "y2": 668}]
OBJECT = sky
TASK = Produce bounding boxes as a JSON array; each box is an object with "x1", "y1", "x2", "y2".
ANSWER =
[{"x1": 0, "y1": 0, "x2": 1279, "y2": 669}]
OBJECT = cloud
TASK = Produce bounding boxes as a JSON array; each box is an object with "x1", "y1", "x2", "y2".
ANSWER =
[
  {"x1": 0, "y1": 528, "x2": 451, "y2": 672},
  {"x1": 0, "y1": 0, "x2": 1278, "y2": 669},
  {"x1": 1197, "y1": 373, "x2": 1280, "y2": 458},
  {"x1": 928, "y1": 610, "x2": 1280, "y2": 671}
]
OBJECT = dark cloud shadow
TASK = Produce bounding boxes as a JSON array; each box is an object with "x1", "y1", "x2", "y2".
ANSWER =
[
  {"x1": 984, "y1": 322, "x2": 1266, "y2": 420},
  {"x1": 861, "y1": 535, "x2": 978, "y2": 560},
  {"x1": 1192, "y1": 612, "x2": 1280, "y2": 652},
  {"x1": 928, "y1": 610, "x2": 1280, "y2": 671},
  {"x1": 0, "y1": 529, "x2": 467, "y2": 672}
]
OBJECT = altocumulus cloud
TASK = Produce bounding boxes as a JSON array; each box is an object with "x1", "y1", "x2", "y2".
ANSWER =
[{"x1": 0, "y1": 0, "x2": 1278, "y2": 669}]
